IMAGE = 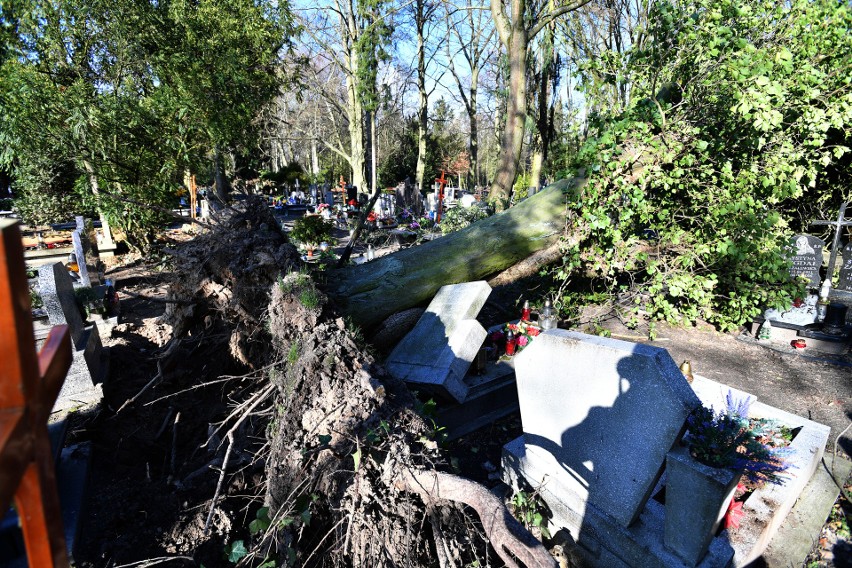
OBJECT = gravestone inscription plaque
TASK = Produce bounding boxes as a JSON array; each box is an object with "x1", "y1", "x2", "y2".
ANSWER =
[
  {"x1": 839, "y1": 242, "x2": 852, "y2": 293},
  {"x1": 789, "y1": 234, "x2": 825, "y2": 288}
]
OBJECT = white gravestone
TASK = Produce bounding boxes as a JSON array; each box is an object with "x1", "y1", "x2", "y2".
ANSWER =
[
  {"x1": 385, "y1": 281, "x2": 491, "y2": 403},
  {"x1": 506, "y1": 330, "x2": 701, "y2": 528}
]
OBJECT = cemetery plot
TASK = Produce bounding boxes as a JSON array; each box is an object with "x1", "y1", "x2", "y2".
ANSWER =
[{"x1": 503, "y1": 330, "x2": 833, "y2": 567}]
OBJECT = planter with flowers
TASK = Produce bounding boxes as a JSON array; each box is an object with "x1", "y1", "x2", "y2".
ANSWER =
[
  {"x1": 664, "y1": 392, "x2": 788, "y2": 565},
  {"x1": 290, "y1": 215, "x2": 334, "y2": 259}
]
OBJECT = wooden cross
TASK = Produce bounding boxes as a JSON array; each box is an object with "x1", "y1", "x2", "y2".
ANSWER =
[
  {"x1": 188, "y1": 175, "x2": 198, "y2": 220},
  {"x1": 811, "y1": 200, "x2": 852, "y2": 284},
  {"x1": 0, "y1": 219, "x2": 72, "y2": 567},
  {"x1": 435, "y1": 170, "x2": 448, "y2": 223}
]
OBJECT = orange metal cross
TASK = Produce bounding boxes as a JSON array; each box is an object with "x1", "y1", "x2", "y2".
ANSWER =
[
  {"x1": 0, "y1": 219, "x2": 72, "y2": 567},
  {"x1": 434, "y1": 170, "x2": 448, "y2": 223}
]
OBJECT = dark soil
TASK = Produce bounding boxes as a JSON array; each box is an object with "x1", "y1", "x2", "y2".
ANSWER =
[{"x1": 65, "y1": 229, "x2": 851, "y2": 568}]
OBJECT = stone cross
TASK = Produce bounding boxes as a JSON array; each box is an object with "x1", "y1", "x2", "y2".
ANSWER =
[
  {"x1": 0, "y1": 219, "x2": 72, "y2": 567},
  {"x1": 811, "y1": 200, "x2": 852, "y2": 285}
]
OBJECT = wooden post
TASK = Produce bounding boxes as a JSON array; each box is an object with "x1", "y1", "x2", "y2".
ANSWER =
[
  {"x1": 0, "y1": 219, "x2": 72, "y2": 567},
  {"x1": 189, "y1": 175, "x2": 198, "y2": 220}
]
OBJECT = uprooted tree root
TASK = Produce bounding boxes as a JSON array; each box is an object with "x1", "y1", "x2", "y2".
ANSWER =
[{"x1": 162, "y1": 198, "x2": 556, "y2": 567}]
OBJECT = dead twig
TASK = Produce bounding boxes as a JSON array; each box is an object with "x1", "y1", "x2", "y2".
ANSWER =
[
  {"x1": 154, "y1": 407, "x2": 176, "y2": 440},
  {"x1": 112, "y1": 556, "x2": 196, "y2": 567},
  {"x1": 204, "y1": 383, "x2": 275, "y2": 534},
  {"x1": 114, "y1": 360, "x2": 164, "y2": 415},
  {"x1": 114, "y1": 340, "x2": 182, "y2": 415},
  {"x1": 167, "y1": 412, "x2": 181, "y2": 485}
]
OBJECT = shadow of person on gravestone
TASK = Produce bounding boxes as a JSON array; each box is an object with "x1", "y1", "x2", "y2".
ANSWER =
[{"x1": 515, "y1": 350, "x2": 730, "y2": 564}]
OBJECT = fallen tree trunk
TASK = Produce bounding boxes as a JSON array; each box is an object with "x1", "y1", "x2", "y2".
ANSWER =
[{"x1": 326, "y1": 177, "x2": 587, "y2": 329}]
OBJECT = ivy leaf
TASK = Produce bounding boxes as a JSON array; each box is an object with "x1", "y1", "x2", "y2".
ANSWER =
[{"x1": 226, "y1": 540, "x2": 248, "y2": 564}]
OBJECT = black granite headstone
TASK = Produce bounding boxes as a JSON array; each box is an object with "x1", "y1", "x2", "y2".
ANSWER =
[
  {"x1": 789, "y1": 234, "x2": 825, "y2": 288},
  {"x1": 837, "y1": 242, "x2": 852, "y2": 293}
]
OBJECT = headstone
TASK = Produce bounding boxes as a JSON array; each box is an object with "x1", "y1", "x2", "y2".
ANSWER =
[
  {"x1": 789, "y1": 234, "x2": 824, "y2": 288},
  {"x1": 38, "y1": 262, "x2": 105, "y2": 411},
  {"x1": 385, "y1": 281, "x2": 491, "y2": 403},
  {"x1": 838, "y1": 242, "x2": 852, "y2": 293},
  {"x1": 395, "y1": 178, "x2": 424, "y2": 216},
  {"x1": 509, "y1": 330, "x2": 700, "y2": 527}
]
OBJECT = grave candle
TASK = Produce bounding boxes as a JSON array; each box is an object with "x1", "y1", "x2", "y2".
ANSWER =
[
  {"x1": 505, "y1": 330, "x2": 516, "y2": 356},
  {"x1": 540, "y1": 300, "x2": 556, "y2": 330},
  {"x1": 521, "y1": 300, "x2": 531, "y2": 321}
]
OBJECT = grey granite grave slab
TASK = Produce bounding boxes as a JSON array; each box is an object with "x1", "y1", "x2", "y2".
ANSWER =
[
  {"x1": 503, "y1": 369, "x2": 831, "y2": 567},
  {"x1": 512, "y1": 330, "x2": 701, "y2": 527},
  {"x1": 38, "y1": 262, "x2": 105, "y2": 411},
  {"x1": 502, "y1": 437, "x2": 735, "y2": 568},
  {"x1": 385, "y1": 281, "x2": 491, "y2": 403},
  {"x1": 789, "y1": 234, "x2": 825, "y2": 288}
]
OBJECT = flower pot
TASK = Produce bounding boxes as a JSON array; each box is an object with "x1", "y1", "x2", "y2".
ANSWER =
[{"x1": 664, "y1": 445, "x2": 742, "y2": 566}]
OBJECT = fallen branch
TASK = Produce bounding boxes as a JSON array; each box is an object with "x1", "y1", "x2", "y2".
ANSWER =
[
  {"x1": 487, "y1": 242, "x2": 565, "y2": 288},
  {"x1": 114, "y1": 360, "x2": 163, "y2": 415},
  {"x1": 395, "y1": 468, "x2": 557, "y2": 568},
  {"x1": 120, "y1": 288, "x2": 196, "y2": 305}
]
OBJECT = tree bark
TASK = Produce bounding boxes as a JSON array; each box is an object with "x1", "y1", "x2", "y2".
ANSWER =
[
  {"x1": 415, "y1": 0, "x2": 428, "y2": 192},
  {"x1": 213, "y1": 147, "x2": 231, "y2": 203},
  {"x1": 489, "y1": 0, "x2": 528, "y2": 210},
  {"x1": 326, "y1": 177, "x2": 586, "y2": 329}
]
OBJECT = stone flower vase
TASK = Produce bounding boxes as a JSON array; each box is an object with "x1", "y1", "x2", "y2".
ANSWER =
[{"x1": 664, "y1": 445, "x2": 742, "y2": 566}]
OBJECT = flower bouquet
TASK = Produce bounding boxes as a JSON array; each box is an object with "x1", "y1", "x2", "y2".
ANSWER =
[
  {"x1": 685, "y1": 391, "x2": 788, "y2": 484},
  {"x1": 487, "y1": 321, "x2": 541, "y2": 357}
]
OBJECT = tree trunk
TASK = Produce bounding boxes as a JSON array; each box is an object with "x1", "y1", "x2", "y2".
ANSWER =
[
  {"x1": 345, "y1": 57, "x2": 367, "y2": 192},
  {"x1": 82, "y1": 159, "x2": 115, "y2": 247},
  {"x1": 489, "y1": 0, "x2": 528, "y2": 210},
  {"x1": 469, "y1": 67, "x2": 480, "y2": 189},
  {"x1": 327, "y1": 177, "x2": 586, "y2": 329},
  {"x1": 415, "y1": 0, "x2": 428, "y2": 192},
  {"x1": 213, "y1": 147, "x2": 231, "y2": 203}
]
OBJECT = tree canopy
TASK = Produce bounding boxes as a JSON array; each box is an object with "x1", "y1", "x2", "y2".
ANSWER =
[
  {"x1": 1, "y1": 0, "x2": 850, "y2": 328},
  {"x1": 558, "y1": 0, "x2": 852, "y2": 330}
]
